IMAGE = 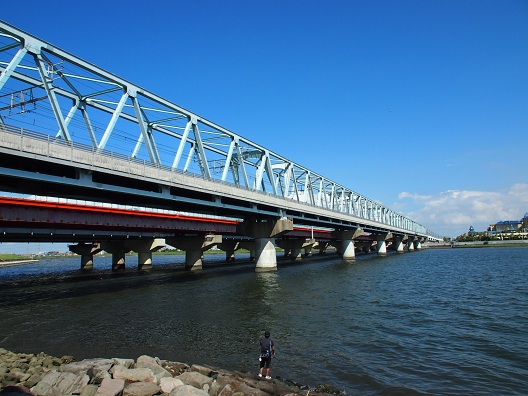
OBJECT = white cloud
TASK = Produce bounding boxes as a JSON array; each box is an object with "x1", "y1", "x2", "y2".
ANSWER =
[
  {"x1": 398, "y1": 192, "x2": 431, "y2": 200},
  {"x1": 398, "y1": 183, "x2": 528, "y2": 237}
]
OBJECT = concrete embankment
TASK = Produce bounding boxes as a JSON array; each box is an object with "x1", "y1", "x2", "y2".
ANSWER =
[
  {"x1": 0, "y1": 349, "x2": 342, "y2": 396},
  {"x1": 0, "y1": 260, "x2": 39, "y2": 268}
]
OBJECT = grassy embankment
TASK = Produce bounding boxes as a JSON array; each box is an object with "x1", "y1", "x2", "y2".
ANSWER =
[{"x1": 0, "y1": 253, "x2": 33, "y2": 261}]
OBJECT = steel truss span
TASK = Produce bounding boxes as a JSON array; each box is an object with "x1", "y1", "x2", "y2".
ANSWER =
[{"x1": 0, "y1": 20, "x2": 439, "y2": 240}]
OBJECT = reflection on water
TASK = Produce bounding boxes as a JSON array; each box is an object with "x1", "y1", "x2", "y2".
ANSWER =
[
  {"x1": 1, "y1": 249, "x2": 527, "y2": 395},
  {"x1": 255, "y1": 272, "x2": 280, "y2": 308}
]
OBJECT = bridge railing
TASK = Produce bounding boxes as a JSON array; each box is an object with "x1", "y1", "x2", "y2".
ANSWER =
[{"x1": 0, "y1": 20, "x2": 431, "y2": 237}]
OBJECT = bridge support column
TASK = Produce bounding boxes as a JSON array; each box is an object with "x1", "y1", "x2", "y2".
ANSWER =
[
  {"x1": 332, "y1": 228, "x2": 364, "y2": 260},
  {"x1": 225, "y1": 244, "x2": 237, "y2": 262},
  {"x1": 255, "y1": 238, "x2": 278, "y2": 271},
  {"x1": 375, "y1": 233, "x2": 392, "y2": 256},
  {"x1": 69, "y1": 242, "x2": 102, "y2": 270},
  {"x1": 289, "y1": 238, "x2": 315, "y2": 261},
  {"x1": 217, "y1": 241, "x2": 240, "y2": 262},
  {"x1": 317, "y1": 241, "x2": 329, "y2": 254},
  {"x1": 128, "y1": 239, "x2": 165, "y2": 270},
  {"x1": 407, "y1": 237, "x2": 416, "y2": 251},
  {"x1": 277, "y1": 238, "x2": 315, "y2": 261},
  {"x1": 166, "y1": 234, "x2": 222, "y2": 270},
  {"x1": 101, "y1": 241, "x2": 131, "y2": 271},
  {"x1": 237, "y1": 217, "x2": 293, "y2": 272},
  {"x1": 302, "y1": 238, "x2": 316, "y2": 258},
  {"x1": 393, "y1": 236, "x2": 405, "y2": 253},
  {"x1": 239, "y1": 241, "x2": 256, "y2": 261},
  {"x1": 414, "y1": 238, "x2": 423, "y2": 250}
]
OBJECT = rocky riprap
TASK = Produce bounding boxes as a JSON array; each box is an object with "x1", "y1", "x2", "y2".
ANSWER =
[{"x1": 0, "y1": 349, "x2": 343, "y2": 396}]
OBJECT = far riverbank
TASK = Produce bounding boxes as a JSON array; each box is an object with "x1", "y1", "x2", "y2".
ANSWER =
[{"x1": 425, "y1": 240, "x2": 528, "y2": 248}]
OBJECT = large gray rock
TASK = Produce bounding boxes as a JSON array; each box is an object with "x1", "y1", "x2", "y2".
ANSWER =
[
  {"x1": 31, "y1": 370, "x2": 89, "y2": 396},
  {"x1": 214, "y1": 373, "x2": 271, "y2": 396},
  {"x1": 169, "y1": 384, "x2": 209, "y2": 396},
  {"x1": 95, "y1": 377, "x2": 125, "y2": 396},
  {"x1": 111, "y1": 366, "x2": 156, "y2": 383},
  {"x1": 135, "y1": 355, "x2": 172, "y2": 382},
  {"x1": 161, "y1": 361, "x2": 190, "y2": 376},
  {"x1": 61, "y1": 359, "x2": 114, "y2": 375},
  {"x1": 190, "y1": 364, "x2": 215, "y2": 377},
  {"x1": 80, "y1": 384, "x2": 99, "y2": 396},
  {"x1": 216, "y1": 383, "x2": 235, "y2": 396},
  {"x1": 112, "y1": 358, "x2": 135, "y2": 369},
  {"x1": 176, "y1": 371, "x2": 213, "y2": 390},
  {"x1": 122, "y1": 381, "x2": 161, "y2": 396},
  {"x1": 160, "y1": 377, "x2": 185, "y2": 394},
  {"x1": 208, "y1": 380, "x2": 223, "y2": 396},
  {"x1": 62, "y1": 358, "x2": 114, "y2": 384}
]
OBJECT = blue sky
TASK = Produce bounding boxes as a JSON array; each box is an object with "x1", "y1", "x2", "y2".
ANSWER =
[{"x1": 1, "y1": 0, "x2": 527, "y2": 252}]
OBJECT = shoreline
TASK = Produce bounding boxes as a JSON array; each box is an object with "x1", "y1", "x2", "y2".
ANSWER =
[
  {"x1": 0, "y1": 348, "x2": 343, "y2": 396},
  {"x1": 0, "y1": 260, "x2": 38, "y2": 268}
]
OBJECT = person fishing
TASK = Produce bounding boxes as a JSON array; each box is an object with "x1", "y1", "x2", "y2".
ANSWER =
[{"x1": 258, "y1": 330, "x2": 275, "y2": 379}]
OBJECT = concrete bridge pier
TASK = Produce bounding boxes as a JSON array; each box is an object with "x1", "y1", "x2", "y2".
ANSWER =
[
  {"x1": 407, "y1": 237, "x2": 416, "y2": 251},
  {"x1": 303, "y1": 238, "x2": 316, "y2": 257},
  {"x1": 374, "y1": 232, "x2": 392, "y2": 256},
  {"x1": 166, "y1": 234, "x2": 222, "y2": 270},
  {"x1": 100, "y1": 241, "x2": 131, "y2": 271},
  {"x1": 332, "y1": 228, "x2": 364, "y2": 260},
  {"x1": 128, "y1": 239, "x2": 165, "y2": 270},
  {"x1": 277, "y1": 238, "x2": 315, "y2": 261},
  {"x1": 69, "y1": 242, "x2": 102, "y2": 270},
  {"x1": 317, "y1": 241, "x2": 329, "y2": 254},
  {"x1": 393, "y1": 235, "x2": 405, "y2": 253},
  {"x1": 288, "y1": 238, "x2": 315, "y2": 261},
  {"x1": 217, "y1": 241, "x2": 239, "y2": 262},
  {"x1": 239, "y1": 241, "x2": 256, "y2": 261},
  {"x1": 254, "y1": 238, "x2": 278, "y2": 271},
  {"x1": 237, "y1": 217, "x2": 293, "y2": 272},
  {"x1": 414, "y1": 238, "x2": 423, "y2": 250}
]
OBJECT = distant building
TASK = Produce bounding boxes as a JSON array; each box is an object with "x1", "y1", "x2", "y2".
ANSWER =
[
  {"x1": 490, "y1": 219, "x2": 523, "y2": 233},
  {"x1": 468, "y1": 225, "x2": 476, "y2": 233}
]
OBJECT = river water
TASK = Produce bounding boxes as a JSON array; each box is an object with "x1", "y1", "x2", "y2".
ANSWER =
[{"x1": 1, "y1": 247, "x2": 527, "y2": 395}]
